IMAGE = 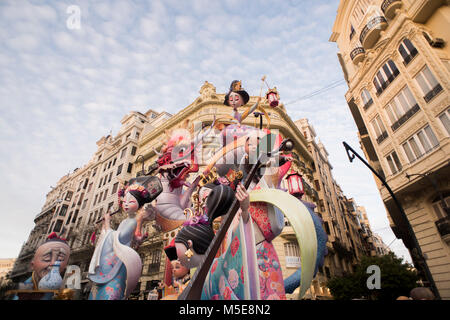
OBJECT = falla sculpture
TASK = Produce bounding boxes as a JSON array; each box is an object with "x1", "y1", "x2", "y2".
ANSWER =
[{"x1": 84, "y1": 79, "x2": 327, "y2": 301}]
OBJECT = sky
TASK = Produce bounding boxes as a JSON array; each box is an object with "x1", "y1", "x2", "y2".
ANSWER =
[{"x1": 0, "y1": 0, "x2": 412, "y2": 263}]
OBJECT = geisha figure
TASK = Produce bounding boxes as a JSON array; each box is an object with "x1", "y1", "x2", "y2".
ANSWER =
[
  {"x1": 88, "y1": 177, "x2": 156, "y2": 300},
  {"x1": 224, "y1": 80, "x2": 262, "y2": 124}
]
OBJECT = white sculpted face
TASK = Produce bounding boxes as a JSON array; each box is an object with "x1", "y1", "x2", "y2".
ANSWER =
[
  {"x1": 228, "y1": 92, "x2": 244, "y2": 109},
  {"x1": 122, "y1": 192, "x2": 140, "y2": 214}
]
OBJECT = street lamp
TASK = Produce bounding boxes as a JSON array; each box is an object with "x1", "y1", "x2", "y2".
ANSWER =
[{"x1": 343, "y1": 141, "x2": 441, "y2": 300}]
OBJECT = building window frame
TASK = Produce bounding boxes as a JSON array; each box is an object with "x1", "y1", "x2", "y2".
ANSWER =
[
  {"x1": 401, "y1": 125, "x2": 439, "y2": 164},
  {"x1": 385, "y1": 150, "x2": 402, "y2": 176},
  {"x1": 398, "y1": 38, "x2": 418, "y2": 66},
  {"x1": 414, "y1": 65, "x2": 443, "y2": 103},
  {"x1": 384, "y1": 86, "x2": 420, "y2": 132}
]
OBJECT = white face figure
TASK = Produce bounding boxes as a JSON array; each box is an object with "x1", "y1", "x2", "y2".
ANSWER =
[
  {"x1": 122, "y1": 192, "x2": 140, "y2": 214},
  {"x1": 175, "y1": 241, "x2": 204, "y2": 269},
  {"x1": 228, "y1": 92, "x2": 244, "y2": 109}
]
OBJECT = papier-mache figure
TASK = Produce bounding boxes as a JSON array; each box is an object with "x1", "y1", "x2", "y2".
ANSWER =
[
  {"x1": 224, "y1": 80, "x2": 262, "y2": 124},
  {"x1": 13, "y1": 232, "x2": 71, "y2": 300},
  {"x1": 88, "y1": 176, "x2": 157, "y2": 300}
]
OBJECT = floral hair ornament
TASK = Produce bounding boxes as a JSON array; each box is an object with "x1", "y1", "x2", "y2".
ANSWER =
[{"x1": 46, "y1": 232, "x2": 67, "y2": 243}]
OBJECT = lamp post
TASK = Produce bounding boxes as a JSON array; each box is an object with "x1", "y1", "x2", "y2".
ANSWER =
[
  {"x1": 253, "y1": 111, "x2": 264, "y2": 129},
  {"x1": 342, "y1": 141, "x2": 441, "y2": 299}
]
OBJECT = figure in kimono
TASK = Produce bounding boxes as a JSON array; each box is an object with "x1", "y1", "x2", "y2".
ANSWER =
[{"x1": 88, "y1": 177, "x2": 156, "y2": 300}]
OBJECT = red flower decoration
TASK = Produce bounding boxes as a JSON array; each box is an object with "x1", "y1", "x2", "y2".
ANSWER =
[
  {"x1": 223, "y1": 286, "x2": 232, "y2": 300},
  {"x1": 230, "y1": 236, "x2": 240, "y2": 257}
]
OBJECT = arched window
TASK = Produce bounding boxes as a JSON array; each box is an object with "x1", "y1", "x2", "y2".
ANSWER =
[
  {"x1": 398, "y1": 38, "x2": 418, "y2": 66},
  {"x1": 373, "y1": 60, "x2": 400, "y2": 96}
]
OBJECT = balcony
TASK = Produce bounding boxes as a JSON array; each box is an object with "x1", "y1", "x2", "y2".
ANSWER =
[
  {"x1": 409, "y1": 0, "x2": 446, "y2": 23},
  {"x1": 381, "y1": 0, "x2": 402, "y2": 19},
  {"x1": 423, "y1": 83, "x2": 443, "y2": 103},
  {"x1": 391, "y1": 104, "x2": 421, "y2": 132},
  {"x1": 435, "y1": 216, "x2": 450, "y2": 244},
  {"x1": 360, "y1": 16, "x2": 388, "y2": 50},
  {"x1": 350, "y1": 47, "x2": 365, "y2": 64}
]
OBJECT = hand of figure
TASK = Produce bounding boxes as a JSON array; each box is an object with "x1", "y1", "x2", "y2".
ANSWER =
[{"x1": 236, "y1": 183, "x2": 250, "y2": 222}]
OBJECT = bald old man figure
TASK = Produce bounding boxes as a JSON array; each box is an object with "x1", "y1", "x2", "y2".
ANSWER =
[{"x1": 14, "y1": 232, "x2": 71, "y2": 300}]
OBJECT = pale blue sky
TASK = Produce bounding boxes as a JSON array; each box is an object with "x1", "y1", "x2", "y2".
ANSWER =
[{"x1": 0, "y1": 0, "x2": 412, "y2": 263}]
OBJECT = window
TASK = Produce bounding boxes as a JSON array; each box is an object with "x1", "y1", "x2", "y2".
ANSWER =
[
  {"x1": 117, "y1": 164, "x2": 123, "y2": 175},
  {"x1": 324, "y1": 221, "x2": 331, "y2": 235},
  {"x1": 65, "y1": 212, "x2": 73, "y2": 225},
  {"x1": 284, "y1": 242, "x2": 301, "y2": 268},
  {"x1": 103, "y1": 190, "x2": 108, "y2": 201},
  {"x1": 107, "y1": 202, "x2": 114, "y2": 213},
  {"x1": 385, "y1": 86, "x2": 420, "y2": 131},
  {"x1": 385, "y1": 151, "x2": 402, "y2": 175},
  {"x1": 72, "y1": 210, "x2": 79, "y2": 223},
  {"x1": 314, "y1": 180, "x2": 321, "y2": 191},
  {"x1": 120, "y1": 148, "x2": 127, "y2": 159},
  {"x1": 131, "y1": 146, "x2": 137, "y2": 156},
  {"x1": 65, "y1": 191, "x2": 73, "y2": 201},
  {"x1": 438, "y1": 109, "x2": 450, "y2": 136},
  {"x1": 99, "y1": 192, "x2": 103, "y2": 203},
  {"x1": 112, "y1": 182, "x2": 119, "y2": 195},
  {"x1": 53, "y1": 220, "x2": 63, "y2": 233},
  {"x1": 373, "y1": 60, "x2": 400, "y2": 96},
  {"x1": 148, "y1": 250, "x2": 162, "y2": 274},
  {"x1": 350, "y1": 24, "x2": 355, "y2": 40},
  {"x1": 108, "y1": 172, "x2": 112, "y2": 183},
  {"x1": 127, "y1": 163, "x2": 133, "y2": 173},
  {"x1": 87, "y1": 183, "x2": 93, "y2": 193},
  {"x1": 93, "y1": 194, "x2": 98, "y2": 206},
  {"x1": 92, "y1": 168, "x2": 97, "y2": 177},
  {"x1": 82, "y1": 199, "x2": 88, "y2": 210},
  {"x1": 415, "y1": 65, "x2": 443, "y2": 103},
  {"x1": 126, "y1": 133, "x2": 131, "y2": 141},
  {"x1": 135, "y1": 132, "x2": 140, "y2": 139},
  {"x1": 112, "y1": 158, "x2": 117, "y2": 166},
  {"x1": 370, "y1": 115, "x2": 388, "y2": 144},
  {"x1": 108, "y1": 161, "x2": 111, "y2": 169},
  {"x1": 98, "y1": 177, "x2": 103, "y2": 188},
  {"x1": 361, "y1": 88, "x2": 373, "y2": 110},
  {"x1": 432, "y1": 196, "x2": 450, "y2": 220},
  {"x1": 398, "y1": 39, "x2": 418, "y2": 66},
  {"x1": 402, "y1": 125, "x2": 439, "y2": 163}
]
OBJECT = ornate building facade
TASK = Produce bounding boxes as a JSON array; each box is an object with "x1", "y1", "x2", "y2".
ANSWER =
[{"x1": 330, "y1": 0, "x2": 450, "y2": 299}]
